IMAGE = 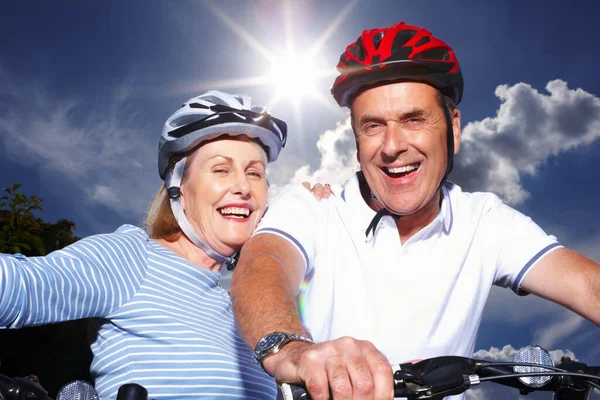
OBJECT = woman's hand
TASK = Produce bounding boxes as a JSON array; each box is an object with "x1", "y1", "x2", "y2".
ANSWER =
[{"x1": 303, "y1": 182, "x2": 333, "y2": 200}]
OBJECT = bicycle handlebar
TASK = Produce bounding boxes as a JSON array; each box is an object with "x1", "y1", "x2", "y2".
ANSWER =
[{"x1": 280, "y1": 354, "x2": 600, "y2": 400}]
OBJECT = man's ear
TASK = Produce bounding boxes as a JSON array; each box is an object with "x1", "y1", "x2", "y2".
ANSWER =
[{"x1": 452, "y1": 108, "x2": 461, "y2": 154}]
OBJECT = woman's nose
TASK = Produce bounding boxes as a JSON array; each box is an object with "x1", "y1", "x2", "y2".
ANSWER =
[{"x1": 231, "y1": 172, "x2": 251, "y2": 198}]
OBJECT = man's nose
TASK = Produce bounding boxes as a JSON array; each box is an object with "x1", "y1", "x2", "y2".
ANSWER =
[{"x1": 381, "y1": 123, "x2": 409, "y2": 160}]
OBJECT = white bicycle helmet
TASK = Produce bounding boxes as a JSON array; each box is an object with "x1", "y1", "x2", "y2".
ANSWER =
[
  {"x1": 158, "y1": 90, "x2": 287, "y2": 269},
  {"x1": 159, "y1": 90, "x2": 287, "y2": 179}
]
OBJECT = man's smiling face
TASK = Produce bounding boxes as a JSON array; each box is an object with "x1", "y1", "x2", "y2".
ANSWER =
[{"x1": 351, "y1": 81, "x2": 461, "y2": 218}]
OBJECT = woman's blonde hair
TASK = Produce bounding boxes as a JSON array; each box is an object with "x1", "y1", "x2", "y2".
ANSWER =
[{"x1": 145, "y1": 156, "x2": 193, "y2": 240}]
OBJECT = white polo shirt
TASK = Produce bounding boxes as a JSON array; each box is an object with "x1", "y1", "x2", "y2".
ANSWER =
[{"x1": 255, "y1": 173, "x2": 561, "y2": 363}]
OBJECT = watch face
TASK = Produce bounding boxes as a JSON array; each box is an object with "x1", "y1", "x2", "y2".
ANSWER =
[{"x1": 255, "y1": 332, "x2": 287, "y2": 359}]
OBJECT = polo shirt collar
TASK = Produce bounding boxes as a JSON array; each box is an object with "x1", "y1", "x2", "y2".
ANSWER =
[
  {"x1": 440, "y1": 183, "x2": 454, "y2": 234},
  {"x1": 340, "y1": 172, "x2": 454, "y2": 236}
]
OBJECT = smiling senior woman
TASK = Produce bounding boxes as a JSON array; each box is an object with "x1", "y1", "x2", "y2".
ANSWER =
[{"x1": 0, "y1": 91, "x2": 296, "y2": 399}]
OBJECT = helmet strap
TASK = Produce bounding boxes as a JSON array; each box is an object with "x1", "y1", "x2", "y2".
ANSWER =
[
  {"x1": 438, "y1": 93, "x2": 454, "y2": 190},
  {"x1": 165, "y1": 157, "x2": 236, "y2": 270},
  {"x1": 365, "y1": 206, "x2": 401, "y2": 239},
  {"x1": 362, "y1": 174, "x2": 401, "y2": 239}
]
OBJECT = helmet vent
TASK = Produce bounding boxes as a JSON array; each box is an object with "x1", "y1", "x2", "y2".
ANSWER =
[
  {"x1": 372, "y1": 31, "x2": 385, "y2": 49},
  {"x1": 388, "y1": 46, "x2": 413, "y2": 62},
  {"x1": 391, "y1": 29, "x2": 418, "y2": 50},
  {"x1": 169, "y1": 115, "x2": 201, "y2": 129},
  {"x1": 189, "y1": 103, "x2": 210, "y2": 109},
  {"x1": 349, "y1": 37, "x2": 366, "y2": 60},
  {"x1": 415, "y1": 36, "x2": 430, "y2": 47},
  {"x1": 414, "y1": 48, "x2": 451, "y2": 61}
]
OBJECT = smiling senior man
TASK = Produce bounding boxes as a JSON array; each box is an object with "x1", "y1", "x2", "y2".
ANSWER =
[{"x1": 231, "y1": 21, "x2": 600, "y2": 399}]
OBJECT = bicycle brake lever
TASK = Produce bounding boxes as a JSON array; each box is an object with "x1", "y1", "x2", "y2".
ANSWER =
[{"x1": 393, "y1": 357, "x2": 480, "y2": 399}]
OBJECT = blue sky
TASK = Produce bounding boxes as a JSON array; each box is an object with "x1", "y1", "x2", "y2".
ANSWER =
[{"x1": 1, "y1": 1, "x2": 599, "y2": 397}]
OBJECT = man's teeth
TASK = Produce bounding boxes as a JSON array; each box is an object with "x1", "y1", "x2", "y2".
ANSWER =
[
  {"x1": 387, "y1": 164, "x2": 419, "y2": 174},
  {"x1": 219, "y1": 207, "x2": 250, "y2": 217}
]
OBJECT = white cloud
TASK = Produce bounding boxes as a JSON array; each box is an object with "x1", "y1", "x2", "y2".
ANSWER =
[
  {"x1": 451, "y1": 344, "x2": 580, "y2": 399},
  {"x1": 269, "y1": 117, "x2": 358, "y2": 196},
  {"x1": 465, "y1": 388, "x2": 486, "y2": 400},
  {"x1": 532, "y1": 311, "x2": 587, "y2": 349},
  {"x1": 473, "y1": 344, "x2": 577, "y2": 364},
  {"x1": 482, "y1": 286, "x2": 566, "y2": 323},
  {"x1": 271, "y1": 80, "x2": 600, "y2": 209},
  {"x1": 466, "y1": 386, "x2": 543, "y2": 400},
  {"x1": 0, "y1": 74, "x2": 159, "y2": 218},
  {"x1": 480, "y1": 286, "x2": 594, "y2": 352},
  {"x1": 453, "y1": 79, "x2": 600, "y2": 205}
]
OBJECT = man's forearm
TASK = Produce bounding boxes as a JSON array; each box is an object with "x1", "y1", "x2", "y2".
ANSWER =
[{"x1": 231, "y1": 234, "x2": 309, "y2": 349}]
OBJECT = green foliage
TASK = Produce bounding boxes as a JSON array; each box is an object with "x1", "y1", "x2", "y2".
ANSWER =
[
  {"x1": 0, "y1": 186, "x2": 90, "y2": 392},
  {"x1": 0, "y1": 184, "x2": 80, "y2": 255}
]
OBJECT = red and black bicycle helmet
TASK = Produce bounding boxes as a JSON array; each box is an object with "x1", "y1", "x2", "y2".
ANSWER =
[{"x1": 331, "y1": 21, "x2": 463, "y2": 107}]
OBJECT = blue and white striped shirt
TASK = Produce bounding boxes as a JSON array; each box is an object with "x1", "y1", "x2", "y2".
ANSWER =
[{"x1": 0, "y1": 225, "x2": 276, "y2": 399}]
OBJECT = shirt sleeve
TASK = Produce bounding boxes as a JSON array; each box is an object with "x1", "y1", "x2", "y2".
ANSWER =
[
  {"x1": 484, "y1": 197, "x2": 563, "y2": 295},
  {"x1": 253, "y1": 185, "x2": 324, "y2": 274},
  {"x1": 0, "y1": 225, "x2": 147, "y2": 328}
]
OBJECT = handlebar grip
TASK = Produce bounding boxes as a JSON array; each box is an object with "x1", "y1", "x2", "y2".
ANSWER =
[
  {"x1": 116, "y1": 383, "x2": 148, "y2": 400},
  {"x1": 279, "y1": 383, "x2": 310, "y2": 400}
]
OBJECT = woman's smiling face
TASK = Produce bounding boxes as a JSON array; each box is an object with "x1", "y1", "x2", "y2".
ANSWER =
[{"x1": 180, "y1": 136, "x2": 269, "y2": 256}]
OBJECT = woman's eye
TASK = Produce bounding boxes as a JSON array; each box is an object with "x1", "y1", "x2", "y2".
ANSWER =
[
  {"x1": 247, "y1": 171, "x2": 263, "y2": 179},
  {"x1": 213, "y1": 168, "x2": 228, "y2": 174}
]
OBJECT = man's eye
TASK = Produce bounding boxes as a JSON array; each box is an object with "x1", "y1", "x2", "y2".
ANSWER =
[{"x1": 363, "y1": 123, "x2": 384, "y2": 135}]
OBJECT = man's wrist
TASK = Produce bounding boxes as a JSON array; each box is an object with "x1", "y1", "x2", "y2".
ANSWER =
[
  {"x1": 262, "y1": 339, "x2": 313, "y2": 377},
  {"x1": 253, "y1": 331, "x2": 313, "y2": 374}
]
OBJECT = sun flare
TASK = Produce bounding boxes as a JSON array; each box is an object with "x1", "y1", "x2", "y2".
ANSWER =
[
  {"x1": 268, "y1": 51, "x2": 320, "y2": 99},
  {"x1": 196, "y1": 0, "x2": 360, "y2": 131}
]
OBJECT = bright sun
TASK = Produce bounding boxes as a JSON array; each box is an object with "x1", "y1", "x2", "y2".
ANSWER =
[
  {"x1": 196, "y1": 0, "x2": 360, "y2": 131},
  {"x1": 268, "y1": 51, "x2": 319, "y2": 99}
]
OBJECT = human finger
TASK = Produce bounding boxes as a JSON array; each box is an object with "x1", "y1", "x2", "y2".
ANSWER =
[
  {"x1": 326, "y1": 353, "x2": 353, "y2": 399},
  {"x1": 299, "y1": 345, "x2": 332, "y2": 400},
  {"x1": 344, "y1": 345, "x2": 376, "y2": 400},
  {"x1": 321, "y1": 183, "x2": 333, "y2": 199},
  {"x1": 362, "y1": 342, "x2": 394, "y2": 399},
  {"x1": 310, "y1": 183, "x2": 326, "y2": 200}
]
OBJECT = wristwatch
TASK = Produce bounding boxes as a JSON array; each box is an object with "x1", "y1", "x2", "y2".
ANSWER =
[{"x1": 253, "y1": 332, "x2": 313, "y2": 370}]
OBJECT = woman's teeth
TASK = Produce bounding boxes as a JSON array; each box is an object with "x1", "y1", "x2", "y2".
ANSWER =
[{"x1": 219, "y1": 207, "x2": 250, "y2": 218}]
